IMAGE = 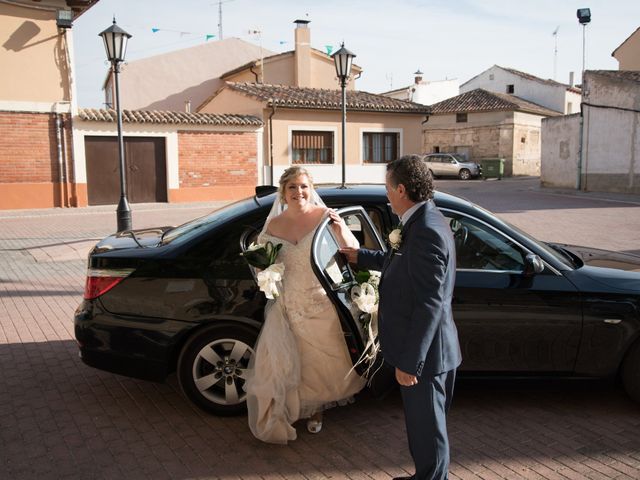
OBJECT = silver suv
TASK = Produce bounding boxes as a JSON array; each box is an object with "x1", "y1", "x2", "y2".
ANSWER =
[{"x1": 422, "y1": 153, "x2": 481, "y2": 180}]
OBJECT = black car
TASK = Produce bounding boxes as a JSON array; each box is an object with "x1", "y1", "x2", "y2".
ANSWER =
[{"x1": 74, "y1": 185, "x2": 640, "y2": 415}]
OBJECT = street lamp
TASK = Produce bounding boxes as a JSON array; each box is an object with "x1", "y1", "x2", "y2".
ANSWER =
[
  {"x1": 577, "y1": 8, "x2": 591, "y2": 79},
  {"x1": 99, "y1": 18, "x2": 132, "y2": 232},
  {"x1": 332, "y1": 43, "x2": 356, "y2": 189}
]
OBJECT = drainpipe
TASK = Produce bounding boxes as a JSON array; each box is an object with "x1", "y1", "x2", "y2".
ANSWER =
[
  {"x1": 268, "y1": 102, "x2": 277, "y2": 185},
  {"x1": 55, "y1": 112, "x2": 66, "y2": 207},
  {"x1": 249, "y1": 65, "x2": 260, "y2": 83}
]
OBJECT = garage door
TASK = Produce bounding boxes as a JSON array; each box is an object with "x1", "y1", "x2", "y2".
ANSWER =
[{"x1": 85, "y1": 136, "x2": 168, "y2": 205}]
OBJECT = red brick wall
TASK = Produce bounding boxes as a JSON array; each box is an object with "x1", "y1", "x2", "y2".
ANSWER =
[
  {"x1": 0, "y1": 111, "x2": 76, "y2": 209},
  {"x1": 178, "y1": 130, "x2": 257, "y2": 188},
  {"x1": 0, "y1": 112, "x2": 67, "y2": 183}
]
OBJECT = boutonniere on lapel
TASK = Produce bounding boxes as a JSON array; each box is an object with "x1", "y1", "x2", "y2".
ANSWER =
[{"x1": 388, "y1": 224, "x2": 403, "y2": 250}]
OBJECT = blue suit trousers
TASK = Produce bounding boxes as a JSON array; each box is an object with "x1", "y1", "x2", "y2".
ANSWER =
[{"x1": 399, "y1": 368, "x2": 456, "y2": 480}]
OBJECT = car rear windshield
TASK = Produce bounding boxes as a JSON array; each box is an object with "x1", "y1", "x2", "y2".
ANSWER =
[{"x1": 160, "y1": 197, "x2": 260, "y2": 245}]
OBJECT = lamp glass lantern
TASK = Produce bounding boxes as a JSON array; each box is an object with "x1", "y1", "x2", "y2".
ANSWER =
[
  {"x1": 332, "y1": 43, "x2": 356, "y2": 85},
  {"x1": 99, "y1": 19, "x2": 132, "y2": 64},
  {"x1": 577, "y1": 8, "x2": 591, "y2": 24}
]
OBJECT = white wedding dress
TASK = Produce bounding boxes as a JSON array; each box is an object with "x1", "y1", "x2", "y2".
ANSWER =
[{"x1": 245, "y1": 223, "x2": 366, "y2": 444}]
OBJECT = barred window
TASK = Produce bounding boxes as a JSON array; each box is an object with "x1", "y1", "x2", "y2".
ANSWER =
[
  {"x1": 292, "y1": 131, "x2": 334, "y2": 164},
  {"x1": 363, "y1": 132, "x2": 399, "y2": 164}
]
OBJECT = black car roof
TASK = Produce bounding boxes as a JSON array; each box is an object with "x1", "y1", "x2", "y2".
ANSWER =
[{"x1": 255, "y1": 184, "x2": 472, "y2": 212}]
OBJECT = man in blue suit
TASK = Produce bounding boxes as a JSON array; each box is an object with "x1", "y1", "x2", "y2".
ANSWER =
[{"x1": 341, "y1": 155, "x2": 461, "y2": 480}]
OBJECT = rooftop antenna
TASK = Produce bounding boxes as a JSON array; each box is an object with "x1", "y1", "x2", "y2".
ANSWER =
[
  {"x1": 216, "y1": 0, "x2": 235, "y2": 40},
  {"x1": 552, "y1": 26, "x2": 559, "y2": 80}
]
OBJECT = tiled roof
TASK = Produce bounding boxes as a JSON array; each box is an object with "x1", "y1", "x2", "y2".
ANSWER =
[
  {"x1": 225, "y1": 82, "x2": 431, "y2": 114},
  {"x1": 429, "y1": 89, "x2": 562, "y2": 117},
  {"x1": 78, "y1": 108, "x2": 263, "y2": 126},
  {"x1": 587, "y1": 70, "x2": 640, "y2": 84}
]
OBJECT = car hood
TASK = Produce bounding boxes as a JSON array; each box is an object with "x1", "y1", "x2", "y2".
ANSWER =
[
  {"x1": 555, "y1": 243, "x2": 640, "y2": 272},
  {"x1": 557, "y1": 244, "x2": 640, "y2": 294},
  {"x1": 91, "y1": 227, "x2": 172, "y2": 254}
]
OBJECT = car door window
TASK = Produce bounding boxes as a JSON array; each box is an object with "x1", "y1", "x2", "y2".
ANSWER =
[{"x1": 444, "y1": 211, "x2": 527, "y2": 272}]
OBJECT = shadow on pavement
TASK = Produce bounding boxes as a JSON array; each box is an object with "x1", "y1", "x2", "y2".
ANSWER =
[{"x1": 2, "y1": 340, "x2": 640, "y2": 479}]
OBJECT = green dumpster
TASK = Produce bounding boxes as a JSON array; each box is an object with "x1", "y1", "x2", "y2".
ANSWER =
[{"x1": 480, "y1": 158, "x2": 504, "y2": 180}]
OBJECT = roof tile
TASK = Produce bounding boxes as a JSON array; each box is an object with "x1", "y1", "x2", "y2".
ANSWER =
[
  {"x1": 226, "y1": 82, "x2": 431, "y2": 114},
  {"x1": 430, "y1": 89, "x2": 562, "y2": 116},
  {"x1": 78, "y1": 108, "x2": 263, "y2": 126}
]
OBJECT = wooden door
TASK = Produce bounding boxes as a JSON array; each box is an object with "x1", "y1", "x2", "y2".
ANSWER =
[{"x1": 85, "y1": 136, "x2": 167, "y2": 205}]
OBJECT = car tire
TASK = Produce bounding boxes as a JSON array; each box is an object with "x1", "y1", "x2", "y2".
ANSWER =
[
  {"x1": 621, "y1": 340, "x2": 640, "y2": 403},
  {"x1": 177, "y1": 323, "x2": 258, "y2": 416},
  {"x1": 459, "y1": 169, "x2": 471, "y2": 180}
]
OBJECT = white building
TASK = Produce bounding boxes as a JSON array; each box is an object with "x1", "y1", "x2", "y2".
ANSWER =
[
  {"x1": 381, "y1": 71, "x2": 459, "y2": 106},
  {"x1": 541, "y1": 70, "x2": 640, "y2": 194},
  {"x1": 461, "y1": 65, "x2": 581, "y2": 115}
]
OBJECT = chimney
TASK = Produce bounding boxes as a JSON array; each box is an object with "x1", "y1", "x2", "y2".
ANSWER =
[
  {"x1": 414, "y1": 69, "x2": 424, "y2": 84},
  {"x1": 185, "y1": 100, "x2": 191, "y2": 113},
  {"x1": 569, "y1": 71, "x2": 575, "y2": 87},
  {"x1": 294, "y1": 19, "x2": 311, "y2": 87}
]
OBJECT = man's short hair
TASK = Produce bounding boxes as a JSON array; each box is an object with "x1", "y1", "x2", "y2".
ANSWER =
[{"x1": 386, "y1": 154, "x2": 434, "y2": 202}]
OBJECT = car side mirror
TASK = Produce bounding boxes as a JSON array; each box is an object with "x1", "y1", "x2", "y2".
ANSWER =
[{"x1": 523, "y1": 253, "x2": 544, "y2": 276}]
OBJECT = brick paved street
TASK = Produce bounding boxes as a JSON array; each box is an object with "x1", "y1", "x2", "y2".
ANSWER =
[{"x1": 1, "y1": 179, "x2": 640, "y2": 480}]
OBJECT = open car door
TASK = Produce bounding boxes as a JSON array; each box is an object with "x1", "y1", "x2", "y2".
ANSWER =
[{"x1": 310, "y1": 206, "x2": 395, "y2": 396}]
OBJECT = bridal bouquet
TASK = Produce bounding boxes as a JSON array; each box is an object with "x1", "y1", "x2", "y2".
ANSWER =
[
  {"x1": 241, "y1": 241, "x2": 284, "y2": 299},
  {"x1": 350, "y1": 270, "x2": 381, "y2": 378}
]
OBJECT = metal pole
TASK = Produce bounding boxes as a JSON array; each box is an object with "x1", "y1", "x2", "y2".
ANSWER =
[
  {"x1": 340, "y1": 79, "x2": 347, "y2": 189},
  {"x1": 113, "y1": 61, "x2": 132, "y2": 232},
  {"x1": 581, "y1": 24, "x2": 586, "y2": 79}
]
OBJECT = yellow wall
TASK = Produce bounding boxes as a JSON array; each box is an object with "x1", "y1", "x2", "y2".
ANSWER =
[
  {"x1": 269, "y1": 109, "x2": 423, "y2": 165},
  {"x1": 614, "y1": 30, "x2": 640, "y2": 70},
  {"x1": 0, "y1": 3, "x2": 71, "y2": 103},
  {"x1": 223, "y1": 51, "x2": 357, "y2": 90}
]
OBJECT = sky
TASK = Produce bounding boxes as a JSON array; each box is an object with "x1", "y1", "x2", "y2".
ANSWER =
[{"x1": 72, "y1": 0, "x2": 639, "y2": 109}]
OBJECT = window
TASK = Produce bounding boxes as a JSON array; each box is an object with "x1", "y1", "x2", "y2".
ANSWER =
[
  {"x1": 506, "y1": 84, "x2": 515, "y2": 94},
  {"x1": 489, "y1": 74, "x2": 495, "y2": 80},
  {"x1": 444, "y1": 212, "x2": 527, "y2": 272},
  {"x1": 434, "y1": 146, "x2": 440, "y2": 153},
  {"x1": 292, "y1": 130, "x2": 334, "y2": 164},
  {"x1": 456, "y1": 113, "x2": 468, "y2": 123},
  {"x1": 363, "y1": 132, "x2": 399, "y2": 163}
]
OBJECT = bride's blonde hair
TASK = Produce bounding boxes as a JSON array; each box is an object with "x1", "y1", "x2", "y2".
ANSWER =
[{"x1": 278, "y1": 166, "x2": 315, "y2": 203}]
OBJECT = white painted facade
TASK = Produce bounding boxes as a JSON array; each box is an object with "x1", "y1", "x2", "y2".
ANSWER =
[
  {"x1": 461, "y1": 66, "x2": 580, "y2": 114},
  {"x1": 383, "y1": 78, "x2": 459, "y2": 106},
  {"x1": 541, "y1": 71, "x2": 640, "y2": 194}
]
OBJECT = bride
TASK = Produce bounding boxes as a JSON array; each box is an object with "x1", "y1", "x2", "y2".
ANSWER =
[{"x1": 244, "y1": 166, "x2": 366, "y2": 444}]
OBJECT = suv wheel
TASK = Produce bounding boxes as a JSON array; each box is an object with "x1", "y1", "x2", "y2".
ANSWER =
[
  {"x1": 177, "y1": 324, "x2": 258, "y2": 416},
  {"x1": 458, "y1": 168, "x2": 471, "y2": 180}
]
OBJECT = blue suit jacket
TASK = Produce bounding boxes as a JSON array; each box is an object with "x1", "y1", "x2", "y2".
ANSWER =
[{"x1": 358, "y1": 201, "x2": 461, "y2": 377}]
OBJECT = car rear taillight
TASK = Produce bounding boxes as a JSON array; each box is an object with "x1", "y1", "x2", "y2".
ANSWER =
[{"x1": 83, "y1": 268, "x2": 135, "y2": 300}]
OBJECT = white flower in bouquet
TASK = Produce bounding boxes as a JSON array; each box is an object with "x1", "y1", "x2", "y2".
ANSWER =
[
  {"x1": 388, "y1": 228, "x2": 402, "y2": 250},
  {"x1": 256, "y1": 263, "x2": 285, "y2": 300}
]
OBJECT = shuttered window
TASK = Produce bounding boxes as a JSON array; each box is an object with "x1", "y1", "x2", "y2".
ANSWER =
[
  {"x1": 292, "y1": 131, "x2": 334, "y2": 164},
  {"x1": 363, "y1": 132, "x2": 399, "y2": 163}
]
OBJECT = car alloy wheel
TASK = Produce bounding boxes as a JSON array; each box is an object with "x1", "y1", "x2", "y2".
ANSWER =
[
  {"x1": 177, "y1": 324, "x2": 257, "y2": 415},
  {"x1": 459, "y1": 168, "x2": 471, "y2": 180}
]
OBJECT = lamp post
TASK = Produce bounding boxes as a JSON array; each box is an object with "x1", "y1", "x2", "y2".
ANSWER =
[
  {"x1": 576, "y1": 8, "x2": 591, "y2": 191},
  {"x1": 577, "y1": 8, "x2": 591, "y2": 79},
  {"x1": 99, "y1": 18, "x2": 132, "y2": 232},
  {"x1": 332, "y1": 43, "x2": 356, "y2": 189}
]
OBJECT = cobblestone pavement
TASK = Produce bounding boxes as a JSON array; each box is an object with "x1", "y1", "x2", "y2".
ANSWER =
[{"x1": 1, "y1": 179, "x2": 640, "y2": 480}]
